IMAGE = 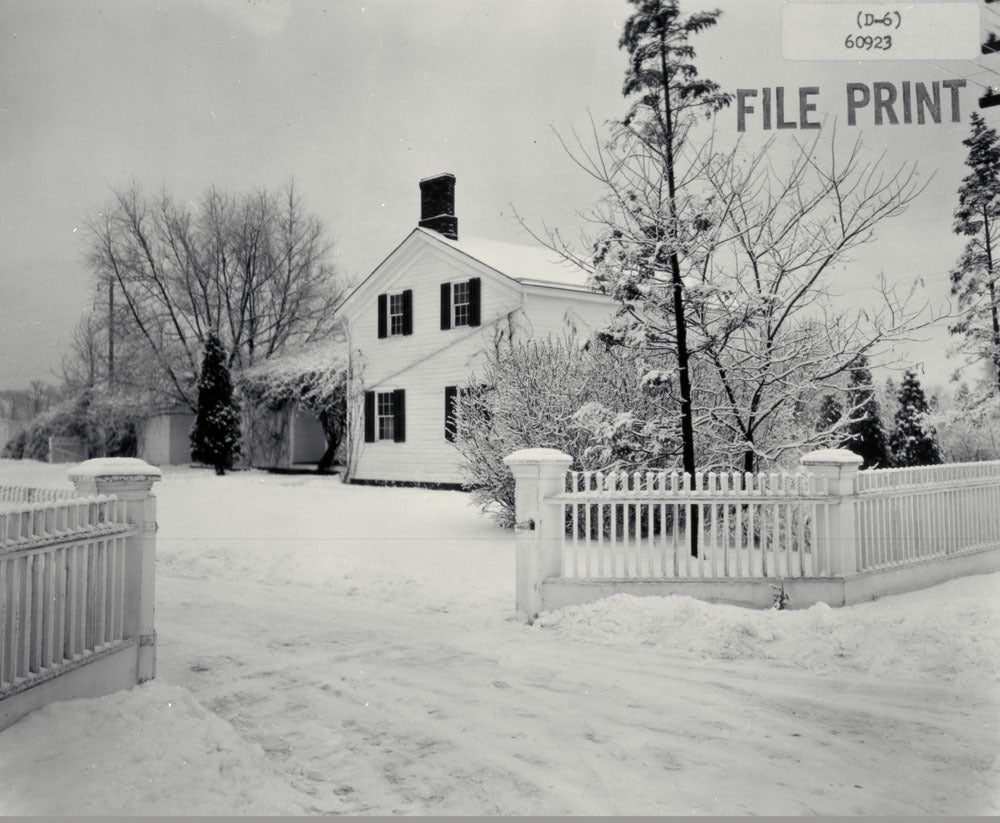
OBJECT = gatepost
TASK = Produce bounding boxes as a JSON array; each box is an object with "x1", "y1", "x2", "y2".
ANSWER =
[
  {"x1": 503, "y1": 448, "x2": 573, "y2": 623},
  {"x1": 69, "y1": 457, "x2": 162, "y2": 682},
  {"x1": 800, "y1": 448, "x2": 862, "y2": 578}
]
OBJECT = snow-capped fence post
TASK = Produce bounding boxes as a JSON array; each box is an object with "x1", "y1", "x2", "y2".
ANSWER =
[
  {"x1": 504, "y1": 448, "x2": 573, "y2": 624},
  {"x1": 69, "y1": 457, "x2": 162, "y2": 683},
  {"x1": 799, "y1": 449, "x2": 862, "y2": 578}
]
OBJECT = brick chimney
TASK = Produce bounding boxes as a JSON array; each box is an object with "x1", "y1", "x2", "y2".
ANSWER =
[{"x1": 418, "y1": 173, "x2": 458, "y2": 240}]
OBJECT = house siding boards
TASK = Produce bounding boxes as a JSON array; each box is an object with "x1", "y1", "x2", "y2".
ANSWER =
[
  {"x1": 352, "y1": 344, "x2": 494, "y2": 484},
  {"x1": 520, "y1": 287, "x2": 619, "y2": 340},
  {"x1": 349, "y1": 243, "x2": 524, "y2": 390},
  {"x1": 347, "y1": 248, "x2": 520, "y2": 484}
]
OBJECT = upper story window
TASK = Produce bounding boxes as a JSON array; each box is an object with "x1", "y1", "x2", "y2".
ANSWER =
[
  {"x1": 453, "y1": 281, "x2": 470, "y2": 327},
  {"x1": 377, "y1": 290, "x2": 413, "y2": 339},
  {"x1": 389, "y1": 293, "x2": 406, "y2": 336},
  {"x1": 440, "y1": 277, "x2": 481, "y2": 330}
]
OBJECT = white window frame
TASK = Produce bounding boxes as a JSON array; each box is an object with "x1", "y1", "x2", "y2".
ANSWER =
[
  {"x1": 388, "y1": 292, "x2": 406, "y2": 336},
  {"x1": 376, "y1": 391, "x2": 396, "y2": 441},
  {"x1": 452, "y1": 280, "x2": 470, "y2": 327}
]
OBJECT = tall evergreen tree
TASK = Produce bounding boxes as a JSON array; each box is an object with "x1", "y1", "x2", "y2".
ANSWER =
[
  {"x1": 950, "y1": 112, "x2": 1000, "y2": 390},
  {"x1": 842, "y1": 355, "x2": 891, "y2": 468},
  {"x1": 889, "y1": 369, "x2": 942, "y2": 467},
  {"x1": 611, "y1": 0, "x2": 731, "y2": 490},
  {"x1": 190, "y1": 333, "x2": 241, "y2": 475},
  {"x1": 592, "y1": 0, "x2": 730, "y2": 556}
]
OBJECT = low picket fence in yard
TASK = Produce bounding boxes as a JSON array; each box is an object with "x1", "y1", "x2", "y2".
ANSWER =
[
  {"x1": 0, "y1": 485, "x2": 76, "y2": 506},
  {"x1": 505, "y1": 448, "x2": 1000, "y2": 622},
  {"x1": 0, "y1": 459, "x2": 160, "y2": 732}
]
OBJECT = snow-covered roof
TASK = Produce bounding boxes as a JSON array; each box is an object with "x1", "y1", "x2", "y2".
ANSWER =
[
  {"x1": 241, "y1": 338, "x2": 347, "y2": 381},
  {"x1": 420, "y1": 229, "x2": 594, "y2": 291}
]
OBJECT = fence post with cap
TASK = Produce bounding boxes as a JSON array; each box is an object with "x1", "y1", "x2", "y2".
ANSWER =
[
  {"x1": 800, "y1": 448, "x2": 862, "y2": 579},
  {"x1": 69, "y1": 457, "x2": 162, "y2": 683},
  {"x1": 503, "y1": 448, "x2": 573, "y2": 623}
]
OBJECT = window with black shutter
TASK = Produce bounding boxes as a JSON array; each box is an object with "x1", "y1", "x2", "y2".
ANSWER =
[
  {"x1": 378, "y1": 290, "x2": 413, "y2": 338},
  {"x1": 364, "y1": 389, "x2": 406, "y2": 443},
  {"x1": 441, "y1": 277, "x2": 481, "y2": 329}
]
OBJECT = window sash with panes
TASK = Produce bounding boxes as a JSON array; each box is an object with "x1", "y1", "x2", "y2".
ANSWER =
[
  {"x1": 378, "y1": 290, "x2": 412, "y2": 339},
  {"x1": 389, "y1": 293, "x2": 406, "y2": 336},
  {"x1": 377, "y1": 392, "x2": 396, "y2": 441},
  {"x1": 452, "y1": 281, "x2": 470, "y2": 327}
]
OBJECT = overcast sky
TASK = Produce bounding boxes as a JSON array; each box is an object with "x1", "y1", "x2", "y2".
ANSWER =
[{"x1": 0, "y1": 0, "x2": 994, "y2": 392}]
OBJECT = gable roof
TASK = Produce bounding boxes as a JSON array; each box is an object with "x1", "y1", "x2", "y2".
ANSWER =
[{"x1": 338, "y1": 228, "x2": 598, "y2": 319}]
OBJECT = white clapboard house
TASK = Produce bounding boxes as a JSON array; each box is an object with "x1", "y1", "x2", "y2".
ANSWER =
[{"x1": 338, "y1": 173, "x2": 615, "y2": 486}]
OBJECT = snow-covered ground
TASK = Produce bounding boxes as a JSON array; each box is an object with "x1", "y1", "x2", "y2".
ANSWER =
[{"x1": 0, "y1": 460, "x2": 997, "y2": 815}]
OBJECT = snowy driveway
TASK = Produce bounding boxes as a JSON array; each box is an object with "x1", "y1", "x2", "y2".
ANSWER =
[{"x1": 151, "y1": 470, "x2": 999, "y2": 816}]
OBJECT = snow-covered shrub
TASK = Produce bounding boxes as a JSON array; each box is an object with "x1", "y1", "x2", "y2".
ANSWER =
[
  {"x1": 932, "y1": 384, "x2": 1000, "y2": 462},
  {"x1": 454, "y1": 333, "x2": 678, "y2": 526},
  {"x1": 1, "y1": 388, "x2": 141, "y2": 460}
]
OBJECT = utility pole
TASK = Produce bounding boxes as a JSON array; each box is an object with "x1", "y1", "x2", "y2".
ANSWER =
[{"x1": 108, "y1": 275, "x2": 115, "y2": 387}]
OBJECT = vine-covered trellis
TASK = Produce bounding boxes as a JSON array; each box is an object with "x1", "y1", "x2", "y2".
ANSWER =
[{"x1": 239, "y1": 341, "x2": 347, "y2": 473}]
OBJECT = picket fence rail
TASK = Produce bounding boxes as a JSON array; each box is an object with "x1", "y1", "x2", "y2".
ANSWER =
[
  {"x1": 505, "y1": 448, "x2": 1000, "y2": 622},
  {"x1": 0, "y1": 459, "x2": 161, "y2": 732}
]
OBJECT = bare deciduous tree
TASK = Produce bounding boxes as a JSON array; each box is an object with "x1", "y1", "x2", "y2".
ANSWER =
[
  {"x1": 84, "y1": 180, "x2": 345, "y2": 410},
  {"x1": 688, "y1": 133, "x2": 935, "y2": 471},
  {"x1": 545, "y1": 125, "x2": 937, "y2": 474}
]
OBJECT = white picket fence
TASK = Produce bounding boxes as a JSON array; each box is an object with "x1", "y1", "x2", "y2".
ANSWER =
[
  {"x1": 0, "y1": 485, "x2": 76, "y2": 507},
  {"x1": 0, "y1": 459, "x2": 161, "y2": 732},
  {"x1": 855, "y1": 460, "x2": 1000, "y2": 572},
  {"x1": 559, "y1": 469, "x2": 831, "y2": 581},
  {"x1": 505, "y1": 448, "x2": 1000, "y2": 622},
  {"x1": 0, "y1": 495, "x2": 134, "y2": 693}
]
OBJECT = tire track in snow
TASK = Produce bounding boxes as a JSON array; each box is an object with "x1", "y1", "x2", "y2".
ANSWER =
[{"x1": 156, "y1": 572, "x2": 999, "y2": 815}]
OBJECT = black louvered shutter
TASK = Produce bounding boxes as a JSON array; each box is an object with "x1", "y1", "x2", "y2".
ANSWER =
[
  {"x1": 468, "y1": 277, "x2": 481, "y2": 327},
  {"x1": 377, "y1": 294, "x2": 388, "y2": 339},
  {"x1": 444, "y1": 386, "x2": 458, "y2": 442},
  {"x1": 364, "y1": 391, "x2": 376, "y2": 442},
  {"x1": 392, "y1": 389, "x2": 406, "y2": 442},
  {"x1": 440, "y1": 283, "x2": 451, "y2": 330},
  {"x1": 402, "y1": 289, "x2": 413, "y2": 336}
]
